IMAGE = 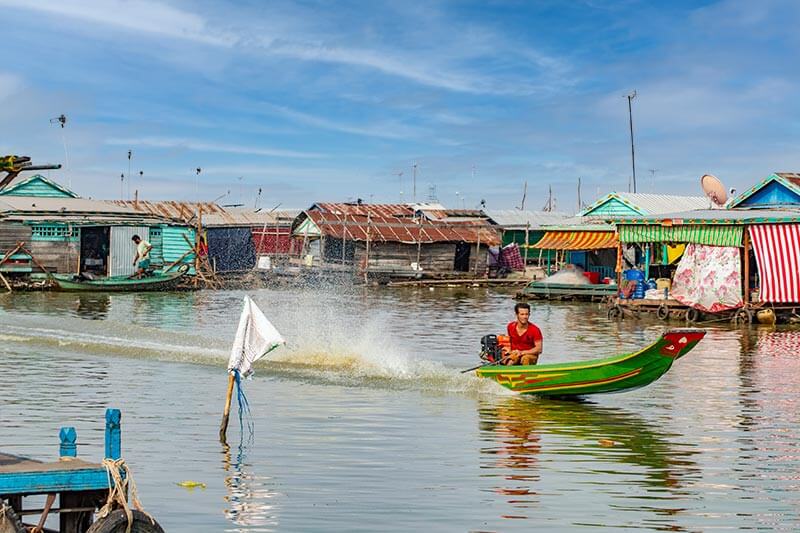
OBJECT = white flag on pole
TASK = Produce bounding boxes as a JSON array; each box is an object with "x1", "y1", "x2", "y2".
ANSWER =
[{"x1": 227, "y1": 295, "x2": 285, "y2": 377}]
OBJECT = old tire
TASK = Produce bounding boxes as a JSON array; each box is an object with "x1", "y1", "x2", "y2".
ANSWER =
[
  {"x1": 86, "y1": 510, "x2": 165, "y2": 533},
  {"x1": 656, "y1": 304, "x2": 670, "y2": 321},
  {"x1": 0, "y1": 503, "x2": 24, "y2": 533},
  {"x1": 607, "y1": 305, "x2": 622, "y2": 319},
  {"x1": 734, "y1": 308, "x2": 753, "y2": 325},
  {"x1": 685, "y1": 308, "x2": 700, "y2": 323}
]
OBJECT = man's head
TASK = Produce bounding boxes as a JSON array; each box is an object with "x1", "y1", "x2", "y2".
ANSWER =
[
  {"x1": 131, "y1": 235, "x2": 141, "y2": 244},
  {"x1": 514, "y1": 302, "x2": 531, "y2": 324}
]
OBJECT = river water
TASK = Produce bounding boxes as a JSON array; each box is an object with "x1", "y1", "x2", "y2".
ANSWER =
[{"x1": 1, "y1": 286, "x2": 798, "y2": 532}]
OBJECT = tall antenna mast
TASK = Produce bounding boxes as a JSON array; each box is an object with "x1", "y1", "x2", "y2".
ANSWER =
[
  {"x1": 577, "y1": 177, "x2": 582, "y2": 213},
  {"x1": 626, "y1": 90, "x2": 637, "y2": 193},
  {"x1": 412, "y1": 162, "x2": 417, "y2": 203},
  {"x1": 518, "y1": 180, "x2": 527, "y2": 210}
]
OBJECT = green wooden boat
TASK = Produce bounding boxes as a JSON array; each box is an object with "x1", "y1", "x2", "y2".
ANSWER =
[
  {"x1": 52, "y1": 271, "x2": 185, "y2": 292},
  {"x1": 476, "y1": 329, "x2": 705, "y2": 396}
]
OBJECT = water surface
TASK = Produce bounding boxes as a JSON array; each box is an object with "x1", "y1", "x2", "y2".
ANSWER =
[{"x1": 1, "y1": 287, "x2": 798, "y2": 531}]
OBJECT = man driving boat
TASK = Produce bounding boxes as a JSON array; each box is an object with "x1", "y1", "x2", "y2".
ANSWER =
[{"x1": 506, "y1": 302, "x2": 542, "y2": 366}]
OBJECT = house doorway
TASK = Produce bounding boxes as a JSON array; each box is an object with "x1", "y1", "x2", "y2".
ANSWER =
[
  {"x1": 454, "y1": 241, "x2": 471, "y2": 272},
  {"x1": 80, "y1": 226, "x2": 110, "y2": 275}
]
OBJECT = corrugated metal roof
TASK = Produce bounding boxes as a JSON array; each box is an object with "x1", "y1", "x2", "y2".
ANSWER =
[
  {"x1": 582, "y1": 192, "x2": 710, "y2": 217},
  {"x1": 301, "y1": 210, "x2": 501, "y2": 245},
  {"x1": 0, "y1": 196, "x2": 170, "y2": 224},
  {"x1": 109, "y1": 200, "x2": 223, "y2": 222},
  {"x1": 617, "y1": 208, "x2": 800, "y2": 225},
  {"x1": 484, "y1": 209, "x2": 572, "y2": 229},
  {"x1": 776, "y1": 172, "x2": 800, "y2": 188},
  {"x1": 203, "y1": 207, "x2": 300, "y2": 227},
  {"x1": 312, "y1": 202, "x2": 416, "y2": 218}
]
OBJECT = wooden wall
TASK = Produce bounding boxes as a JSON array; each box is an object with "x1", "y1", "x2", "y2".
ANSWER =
[
  {"x1": 351, "y1": 241, "x2": 489, "y2": 274},
  {"x1": 0, "y1": 223, "x2": 32, "y2": 253},
  {"x1": 28, "y1": 240, "x2": 79, "y2": 273}
]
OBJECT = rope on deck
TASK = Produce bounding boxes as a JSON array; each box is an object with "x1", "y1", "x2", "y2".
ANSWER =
[{"x1": 98, "y1": 458, "x2": 155, "y2": 533}]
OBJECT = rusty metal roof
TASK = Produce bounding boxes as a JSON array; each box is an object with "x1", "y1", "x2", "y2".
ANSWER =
[
  {"x1": 109, "y1": 200, "x2": 222, "y2": 223},
  {"x1": 312, "y1": 202, "x2": 416, "y2": 218},
  {"x1": 303, "y1": 210, "x2": 500, "y2": 245}
]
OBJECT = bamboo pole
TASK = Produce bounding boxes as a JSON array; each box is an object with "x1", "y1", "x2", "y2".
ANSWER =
[
  {"x1": 218, "y1": 373, "x2": 235, "y2": 443},
  {"x1": 743, "y1": 229, "x2": 751, "y2": 304},
  {"x1": 364, "y1": 212, "x2": 371, "y2": 282},
  {"x1": 474, "y1": 231, "x2": 481, "y2": 274},
  {"x1": 0, "y1": 272, "x2": 11, "y2": 292}
]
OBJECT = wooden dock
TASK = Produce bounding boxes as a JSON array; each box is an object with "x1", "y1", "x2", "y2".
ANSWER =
[{"x1": 0, "y1": 409, "x2": 163, "y2": 533}]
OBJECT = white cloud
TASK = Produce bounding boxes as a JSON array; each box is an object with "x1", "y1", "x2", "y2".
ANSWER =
[
  {"x1": 0, "y1": 72, "x2": 23, "y2": 101},
  {"x1": 0, "y1": 0, "x2": 234, "y2": 46},
  {"x1": 262, "y1": 104, "x2": 424, "y2": 139},
  {"x1": 105, "y1": 136, "x2": 325, "y2": 159}
]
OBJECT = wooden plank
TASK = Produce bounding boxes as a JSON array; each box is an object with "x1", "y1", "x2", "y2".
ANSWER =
[{"x1": 0, "y1": 466, "x2": 109, "y2": 494}]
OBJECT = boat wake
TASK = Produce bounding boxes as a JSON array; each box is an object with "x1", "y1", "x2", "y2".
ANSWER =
[{"x1": 0, "y1": 314, "x2": 509, "y2": 396}]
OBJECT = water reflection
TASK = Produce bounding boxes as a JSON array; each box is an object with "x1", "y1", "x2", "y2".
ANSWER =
[
  {"x1": 75, "y1": 294, "x2": 111, "y2": 319},
  {"x1": 221, "y1": 442, "x2": 281, "y2": 531},
  {"x1": 478, "y1": 397, "x2": 699, "y2": 526}
]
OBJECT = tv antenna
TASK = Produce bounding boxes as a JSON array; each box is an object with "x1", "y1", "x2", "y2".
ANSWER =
[{"x1": 517, "y1": 181, "x2": 527, "y2": 210}]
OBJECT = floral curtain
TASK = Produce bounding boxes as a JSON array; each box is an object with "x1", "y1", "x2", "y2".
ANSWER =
[{"x1": 671, "y1": 244, "x2": 743, "y2": 312}]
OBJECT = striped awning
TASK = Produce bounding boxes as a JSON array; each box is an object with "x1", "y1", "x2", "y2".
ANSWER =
[
  {"x1": 530, "y1": 231, "x2": 618, "y2": 250},
  {"x1": 749, "y1": 224, "x2": 800, "y2": 303},
  {"x1": 619, "y1": 224, "x2": 743, "y2": 247}
]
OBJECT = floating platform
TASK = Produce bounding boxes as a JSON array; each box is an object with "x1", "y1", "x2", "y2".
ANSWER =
[{"x1": 516, "y1": 282, "x2": 618, "y2": 301}]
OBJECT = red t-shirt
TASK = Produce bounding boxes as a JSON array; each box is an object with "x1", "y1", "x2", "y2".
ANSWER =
[{"x1": 507, "y1": 321, "x2": 543, "y2": 351}]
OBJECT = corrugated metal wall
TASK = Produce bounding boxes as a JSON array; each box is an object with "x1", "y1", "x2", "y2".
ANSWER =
[
  {"x1": 207, "y1": 227, "x2": 256, "y2": 272},
  {"x1": 109, "y1": 226, "x2": 149, "y2": 276},
  {"x1": 252, "y1": 227, "x2": 295, "y2": 255},
  {"x1": 583, "y1": 198, "x2": 639, "y2": 217},
  {"x1": 161, "y1": 226, "x2": 196, "y2": 273}
]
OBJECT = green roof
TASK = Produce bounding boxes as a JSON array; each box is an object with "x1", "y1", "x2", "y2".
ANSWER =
[{"x1": 0, "y1": 174, "x2": 78, "y2": 198}]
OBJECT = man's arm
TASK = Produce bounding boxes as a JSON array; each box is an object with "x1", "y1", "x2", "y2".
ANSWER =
[{"x1": 518, "y1": 339, "x2": 542, "y2": 356}]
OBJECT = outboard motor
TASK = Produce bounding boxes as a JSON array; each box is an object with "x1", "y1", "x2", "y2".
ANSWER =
[{"x1": 480, "y1": 334, "x2": 503, "y2": 363}]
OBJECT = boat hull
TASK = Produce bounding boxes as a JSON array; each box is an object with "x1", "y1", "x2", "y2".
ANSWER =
[
  {"x1": 52, "y1": 272, "x2": 185, "y2": 292},
  {"x1": 476, "y1": 329, "x2": 705, "y2": 396}
]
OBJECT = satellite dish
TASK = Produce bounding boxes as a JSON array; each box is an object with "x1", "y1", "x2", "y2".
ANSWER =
[{"x1": 700, "y1": 174, "x2": 727, "y2": 207}]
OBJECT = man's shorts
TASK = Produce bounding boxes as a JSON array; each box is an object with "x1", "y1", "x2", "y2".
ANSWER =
[{"x1": 138, "y1": 259, "x2": 151, "y2": 269}]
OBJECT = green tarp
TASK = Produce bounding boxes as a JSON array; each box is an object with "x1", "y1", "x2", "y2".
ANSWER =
[{"x1": 619, "y1": 224, "x2": 743, "y2": 247}]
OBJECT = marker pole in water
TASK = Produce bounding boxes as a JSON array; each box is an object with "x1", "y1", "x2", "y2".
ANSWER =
[{"x1": 219, "y1": 373, "x2": 236, "y2": 443}]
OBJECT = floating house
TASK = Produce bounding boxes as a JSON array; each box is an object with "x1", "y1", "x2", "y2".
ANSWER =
[
  {"x1": 291, "y1": 202, "x2": 501, "y2": 277},
  {"x1": 483, "y1": 209, "x2": 573, "y2": 248},
  {"x1": 203, "y1": 207, "x2": 300, "y2": 273},
  {"x1": 0, "y1": 175, "x2": 196, "y2": 279},
  {"x1": 0, "y1": 196, "x2": 190, "y2": 277},
  {"x1": 613, "y1": 173, "x2": 800, "y2": 321}
]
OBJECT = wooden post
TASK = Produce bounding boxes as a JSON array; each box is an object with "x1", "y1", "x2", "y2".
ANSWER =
[
  {"x1": 474, "y1": 231, "x2": 481, "y2": 274},
  {"x1": 364, "y1": 213, "x2": 371, "y2": 282},
  {"x1": 0, "y1": 272, "x2": 11, "y2": 292},
  {"x1": 59, "y1": 426, "x2": 77, "y2": 458},
  {"x1": 644, "y1": 244, "x2": 650, "y2": 280},
  {"x1": 524, "y1": 224, "x2": 530, "y2": 265},
  {"x1": 743, "y1": 229, "x2": 751, "y2": 304},
  {"x1": 104, "y1": 408, "x2": 121, "y2": 460},
  {"x1": 219, "y1": 373, "x2": 235, "y2": 443},
  {"x1": 342, "y1": 213, "x2": 347, "y2": 265}
]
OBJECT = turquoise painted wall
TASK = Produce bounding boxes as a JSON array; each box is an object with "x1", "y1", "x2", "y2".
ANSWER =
[
  {"x1": 0, "y1": 176, "x2": 76, "y2": 198},
  {"x1": 29, "y1": 223, "x2": 79, "y2": 242},
  {"x1": 161, "y1": 225, "x2": 196, "y2": 274},
  {"x1": 583, "y1": 197, "x2": 640, "y2": 217}
]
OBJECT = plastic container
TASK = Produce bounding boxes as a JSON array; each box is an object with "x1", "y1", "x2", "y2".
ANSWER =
[
  {"x1": 583, "y1": 271, "x2": 601, "y2": 285},
  {"x1": 646, "y1": 279, "x2": 657, "y2": 290},
  {"x1": 656, "y1": 278, "x2": 671, "y2": 291}
]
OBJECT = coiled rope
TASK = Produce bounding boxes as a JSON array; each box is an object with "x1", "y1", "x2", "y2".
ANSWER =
[{"x1": 98, "y1": 458, "x2": 154, "y2": 533}]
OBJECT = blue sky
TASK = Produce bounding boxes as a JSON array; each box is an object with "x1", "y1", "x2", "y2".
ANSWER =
[{"x1": 1, "y1": 0, "x2": 798, "y2": 211}]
